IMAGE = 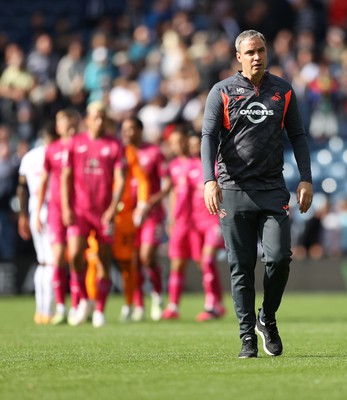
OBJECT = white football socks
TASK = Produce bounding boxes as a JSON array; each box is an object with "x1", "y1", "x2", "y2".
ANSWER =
[
  {"x1": 33, "y1": 265, "x2": 44, "y2": 315},
  {"x1": 43, "y1": 265, "x2": 55, "y2": 318}
]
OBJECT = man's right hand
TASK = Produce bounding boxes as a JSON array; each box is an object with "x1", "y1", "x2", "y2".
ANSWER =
[{"x1": 204, "y1": 180, "x2": 223, "y2": 215}]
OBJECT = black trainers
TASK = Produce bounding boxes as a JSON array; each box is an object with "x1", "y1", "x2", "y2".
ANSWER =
[
  {"x1": 238, "y1": 335, "x2": 258, "y2": 358},
  {"x1": 255, "y1": 314, "x2": 283, "y2": 356}
]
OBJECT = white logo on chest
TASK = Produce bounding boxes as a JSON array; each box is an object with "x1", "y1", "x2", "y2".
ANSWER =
[{"x1": 240, "y1": 102, "x2": 274, "y2": 124}]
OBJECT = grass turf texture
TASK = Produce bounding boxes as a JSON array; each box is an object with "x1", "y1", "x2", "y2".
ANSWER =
[{"x1": 1, "y1": 293, "x2": 347, "y2": 400}]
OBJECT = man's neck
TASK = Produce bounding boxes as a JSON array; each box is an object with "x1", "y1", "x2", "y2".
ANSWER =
[
  {"x1": 60, "y1": 135, "x2": 70, "y2": 143},
  {"x1": 88, "y1": 131, "x2": 102, "y2": 139},
  {"x1": 241, "y1": 71, "x2": 265, "y2": 86}
]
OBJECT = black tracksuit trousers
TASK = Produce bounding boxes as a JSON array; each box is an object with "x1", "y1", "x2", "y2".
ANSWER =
[{"x1": 219, "y1": 188, "x2": 292, "y2": 338}]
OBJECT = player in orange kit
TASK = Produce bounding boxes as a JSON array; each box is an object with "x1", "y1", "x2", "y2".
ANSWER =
[{"x1": 113, "y1": 144, "x2": 149, "y2": 321}]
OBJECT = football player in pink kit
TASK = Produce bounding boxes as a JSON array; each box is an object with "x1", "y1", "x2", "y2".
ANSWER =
[
  {"x1": 162, "y1": 127, "x2": 192, "y2": 319},
  {"x1": 37, "y1": 109, "x2": 80, "y2": 325},
  {"x1": 121, "y1": 117, "x2": 171, "y2": 321},
  {"x1": 188, "y1": 131, "x2": 226, "y2": 321},
  {"x1": 61, "y1": 101, "x2": 126, "y2": 327}
]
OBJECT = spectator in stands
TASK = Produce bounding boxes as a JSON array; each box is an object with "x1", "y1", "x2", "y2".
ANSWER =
[
  {"x1": 171, "y1": 10, "x2": 197, "y2": 45},
  {"x1": 27, "y1": 33, "x2": 59, "y2": 87},
  {"x1": 328, "y1": 0, "x2": 347, "y2": 28},
  {"x1": 307, "y1": 62, "x2": 340, "y2": 140},
  {"x1": 83, "y1": 46, "x2": 116, "y2": 104},
  {"x1": 320, "y1": 200, "x2": 342, "y2": 258},
  {"x1": 292, "y1": 202, "x2": 326, "y2": 261},
  {"x1": 160, "y1": 29, "x2": 187, "y2": 81},
  {"x1": 27, "y1": 33, "x2": 61, "y2": 127},
  {"x1": 322, "y1": 26, "x2": 346, "y2": 74},
  {"x1": 108, "y1": 76, "x2": 141, "y2": 124},
  {"x1": 0, "y1": 125, "x2": 19, "y2": 261},
  {"x1": 188, "y1": 31, "x2": 216, "y2": 92},
  {"x1": 291, "y1": 0, "x2": 327, "y2": 41},
  {"x1": 128, "y1": 25, "x2": 154, "y2": 71},
  {"x1": 291, "y1": 33, "x2": 319, "y2": 130},
  {"x1": 113, "y1": 51, "x2": 137, "y2": 80},
  {"x1": 269, "y1": 29, "x2": 296, "y2": 81},
  {"x1": 337, "y1": 49, "x2": 347, "y2": 138},
  {"x1": 0, "y1": 33, "x2": 9, "y2": 73},
  {"x1": 138, "y1": 94, "x2": 182, "y2": 144},
  {"x1": 337, "y1": 197, "x2": 347, "y2": 255},
  {"x1": 137, "y1": 50, "x2": 161, "y2": 103},
  {"x1": 0, "y1": 45, "x2": 34, "y2": 138},
  {"x1": 144, "y1": 0, "x2": 173, "y2": 31},
  {"x1": 56, "y1": 38, "x2": 86, "y2": 109}
]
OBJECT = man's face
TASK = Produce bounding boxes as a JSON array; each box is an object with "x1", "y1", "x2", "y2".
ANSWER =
[
  {"x1": 168, "y1": 131, "x2": 187, "y2": 157},
  {"x1": 121, "y1": 119, "x2": 141, "y2": 146},
  {"x1": 188, "y1": 136, "x2": 201, "y2": 158},
  {"x1": 86, "y1": 110, "x2": 105, "y2": 135},
  {"x1": 56, "y1": 116, "x2": 70, "y2": 137},
  {"x1": 236, "y1": 36, "x2": 267, "y2": 82}
]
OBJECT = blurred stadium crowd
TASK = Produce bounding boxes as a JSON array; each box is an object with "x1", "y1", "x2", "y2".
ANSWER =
[{"x1": 0, "y1": 0, "x2": 347, "y2": 267}]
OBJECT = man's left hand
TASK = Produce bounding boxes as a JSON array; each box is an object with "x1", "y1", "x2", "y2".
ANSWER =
[{"x1": 297, "y1": 181, "x2": 313, "y2": 213}]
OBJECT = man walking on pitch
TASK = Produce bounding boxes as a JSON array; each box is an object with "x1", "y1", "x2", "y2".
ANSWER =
[{"x1": 201, "y1": 30, "x2": 313, "y2": 358}]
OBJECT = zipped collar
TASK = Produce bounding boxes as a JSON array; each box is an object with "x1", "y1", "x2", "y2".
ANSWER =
[{"x1": 237, "y1": 71, "x2": 268, "y2": 96}]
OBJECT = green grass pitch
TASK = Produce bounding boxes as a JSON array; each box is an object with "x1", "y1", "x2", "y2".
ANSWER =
[{"x1": 1, "y1": 293, "x2": 347, "y2": 400}]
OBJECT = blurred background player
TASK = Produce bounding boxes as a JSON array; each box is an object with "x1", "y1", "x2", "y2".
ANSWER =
[
  {"x1": 162, "y1": 126, "x2": 192, "y2": 319},
  {"x1": 61, "y1": 101, "x2": 126, "y2": 327},
  {"x1": 113, "y1": 141, "x2": 150, "y2": 321},
  {"x1": 36, "y1": 108, "x2": 80, "y2": 325},
  {"x1": 85, "y1": 139, "x2": 150, "y2": 322},
  {"x1": 162, "y1": 127, "x2": 226, "y2": 320},
  {"x1": 121, "y1": 116, "x2": 171, "y2": 321},
  {"x1": 187, "y1": 131, "x2": 225, "y2": 321},
  {"x1": 17, "y1": 124, "x2": 58, "y2": 324}
]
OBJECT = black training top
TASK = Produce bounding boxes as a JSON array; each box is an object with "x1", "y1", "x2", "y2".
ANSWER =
[{"x1": 201, "y1": 71, "x2": 312, "y2": 190}]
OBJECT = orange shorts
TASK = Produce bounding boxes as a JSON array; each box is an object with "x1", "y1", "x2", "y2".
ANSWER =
[{"x1": 112, "y1": 210, "x2": 136, "y2": 261}]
